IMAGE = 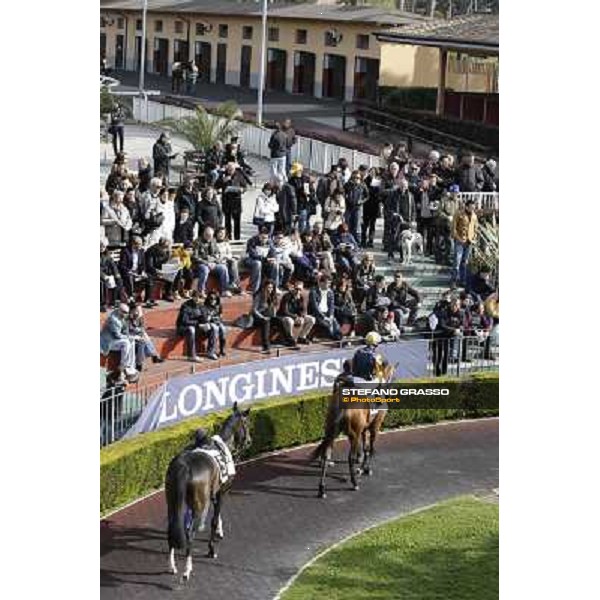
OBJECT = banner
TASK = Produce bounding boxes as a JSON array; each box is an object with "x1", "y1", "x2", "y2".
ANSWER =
[{"x1": 124, "y1": 339, "x2": 429, "y2": 438}]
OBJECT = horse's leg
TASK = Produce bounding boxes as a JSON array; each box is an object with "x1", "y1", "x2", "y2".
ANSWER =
[
  {"x1": 183, "y1": 509, "x2": 200, "y2": 581},
  {"x1": 360, "y1": 429, "x2": 369, "y2": 474},
  {"x1": 365, "y1": 417, "x2": 382, "y2": 476},
  {"x1": 169, "y1": 547, "x2": 177, "y2": 575},
  {"x1": 208, "y1": 491, "x2": 222, "y2": 559},
  {"x1": 216, "y1": 513, "x2": 224, "y2": 539},
  {"x1": 348, "y1": 432, "x2": 360, "y2": 491},
  {"x1": 317, "y1": 452, "x2": 329, "y2": 498}
]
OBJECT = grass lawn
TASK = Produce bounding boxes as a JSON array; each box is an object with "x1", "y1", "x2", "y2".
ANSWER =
[{"x1": 280, "y1": 497, "x2": 498, "y2": 600}]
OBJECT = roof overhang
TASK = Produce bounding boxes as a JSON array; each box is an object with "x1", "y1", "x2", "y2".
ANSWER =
[{"x1": 374, "y1": 31, "x2": 498, "y2": 55}]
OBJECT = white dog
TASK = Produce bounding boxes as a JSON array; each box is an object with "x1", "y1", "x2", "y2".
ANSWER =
[{"x1": 400, "y1": 223, "x2": 424, "y2": 265}]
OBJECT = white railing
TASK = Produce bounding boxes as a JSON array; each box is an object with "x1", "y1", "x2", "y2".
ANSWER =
[{"x1": 131, "y1": 98, "x2": 500, "y2": 211}]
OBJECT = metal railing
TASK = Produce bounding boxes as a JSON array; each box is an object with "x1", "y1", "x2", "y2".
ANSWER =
[{"x1": 99, "y1": 332, "x2": 498, "y2": 448}]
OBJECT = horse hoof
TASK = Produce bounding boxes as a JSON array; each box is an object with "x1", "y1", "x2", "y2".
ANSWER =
[
  {"x1": 352, "y1": 484, "x2": 360, "y2": 491},
  {"x1": 207, "y1": 550, "x2": 217, "y2": 559},
  {"x1": 216, "y1": 532, "x2": 224, "y2": 540},
  {"x1": 318, "y1": 491, "x2": 327, "y2": 499},
  {"x1": 364, "y1": 468, "x2": 372, "y2": 476}
]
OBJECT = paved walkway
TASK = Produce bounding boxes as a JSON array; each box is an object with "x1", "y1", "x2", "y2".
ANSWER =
[{"x1": 100, "y1": 418, "x2": 499, "y2": 600}]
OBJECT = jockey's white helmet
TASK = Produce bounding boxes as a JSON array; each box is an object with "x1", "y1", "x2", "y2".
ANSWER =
[{"x1": 365, "y1": 331, "x2": 382, "y2": 346}]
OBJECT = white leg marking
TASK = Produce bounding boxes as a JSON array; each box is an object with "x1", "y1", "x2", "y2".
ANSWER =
[
  {"x1": 216, "y1": 514, "x2": 224, "y2": 538},
  {"x1": 183, "y1": 555, "x2": 193, "y2": 580},
  {"x1": 169, "y1": 548, "x2": 177, "y2": 574}
]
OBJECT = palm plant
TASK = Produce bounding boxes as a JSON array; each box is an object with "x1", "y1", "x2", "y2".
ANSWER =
[{"x1": 157, "y1": 101, "x2": 242, "y2": 152}]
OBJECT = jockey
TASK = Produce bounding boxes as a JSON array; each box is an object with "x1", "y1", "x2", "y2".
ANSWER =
[{"x1": 351, "y1": 331, "x2": 383, "y2": 381}]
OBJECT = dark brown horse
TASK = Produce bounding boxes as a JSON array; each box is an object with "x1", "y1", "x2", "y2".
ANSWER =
[
  {"x1": 310, "y1": 362, "x2": 395, "y2": 498},
  {"x1": 165, "y1": 402, "x2": 252, "y2": 580}
]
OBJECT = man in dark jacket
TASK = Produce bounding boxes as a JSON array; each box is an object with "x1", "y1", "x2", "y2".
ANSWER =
[
  {"x1": 109, "y1": 102, "x2": 126, "y2": 156},
  {"x1": 195, "y1": 186, "x2": 223, "y2": 235},
  {"x1": 277, "y1": 281, "x2": 315, "y2": 346},
  {"x1": 344, "y1": 171, "x2": 369, "y2": 244},
  {"x1": 175, "y1": 178, "x2": 198, "y2": 217},
  {"x1": 274, "y1": 177, "x2": 297, "y2": 235},
  {"x1": 268, "y1": 122, "x2": 288, "y2": 182},
  {"x1": 242, "y1": 228, "x2": 277, "y2": 294},
  {"x1": 380, "y1": 162, "x2": 405, "y2": 259},
  {"x1": 173, "y1": 208, "x2": 196, "y2": 247},
  {"x1": 387, "y1": 271, "x2": 421, "y2": 326},
  {"x1": 282, "y1": 118, "x2": 297, "y2": 175},
  {"x1": 118, "y1": 236, "x2": 146, "y2": 303},
  {"x1": 144, "y1": 238, "x2": 174, "y2": 307},
  {"x1": 365, "y1": 274, "x2": 391, "y2": 317},
  {"x1": 288, "y1": 163, "x2": 315, "y2": 234},
  {"x1": 153, "y1": 132, "x2": 177, "y2": 181},
  {"x1": 457, "y1": 153, "x2": 484, "y2": 192},
  {"x1": 205, "y1": 141, "x2": 225, "y2": 185},
  {"x1": 215, "y1": 163, "x2": 247, "y2": 241},
  {"x1": 308, "y1": 276, "x2": 342, "y2": 340},
  {"x1": 100, "y1": 241, "x2": 123, "y2": 312},
  {"x1": 432, "y1": 297, "x2": 464, "y2": 376},
  {"x1": 176, "y1": 291, "x2": 204, "y2": 362}
]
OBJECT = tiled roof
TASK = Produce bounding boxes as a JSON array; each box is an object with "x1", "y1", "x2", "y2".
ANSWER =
[
  {"x1": 375, "y1": 14, "x2": 499, "y2": 51},
  {"x1": 100, "y1": 0, "x2": 432, "y2": 26}
]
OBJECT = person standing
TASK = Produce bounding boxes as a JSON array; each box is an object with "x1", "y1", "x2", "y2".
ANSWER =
[
  {"x1": 186, "y1": 61, "x2": 199, "y2": 95},
  {"x1": 215, "y1": 163, "x2": 247, "y2": 241},
  {"x1": 252, "y1": 182, "x2": 279, "y2": 236},
  {"x1": 344, "y1": 170, "x2": 369, "y2": 244},
  {"x1": 273, "y1": 177, "x2": 297, "y2": 236},
  {"x1": 153, "y1": 133, "x2": 177, "y2": 182},
  {"x1": 109, "y1": 102, "x2": 126, "y2": 156},
  {"x1": 452, "y1": 199, "x2": 478, "y2": 288},
  {"x1": 282, "y1": 118, "x2": 297, "y2": 175},
  {"x1": 195, "y1": 186, "x2": 223, "y2": 236},
  {"x1": 268, "y1": 122, "x2": 288, "y2": 182}
]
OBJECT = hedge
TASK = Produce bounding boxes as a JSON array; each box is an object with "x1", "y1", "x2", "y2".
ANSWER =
[{"x1": 100, "y1": 372, "x2": 499, "y2": 516}]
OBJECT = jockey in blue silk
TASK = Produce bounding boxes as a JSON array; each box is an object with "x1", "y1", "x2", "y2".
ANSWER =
[{"x1": 351, "y1": 331, "x2": 383, "y2": 381}]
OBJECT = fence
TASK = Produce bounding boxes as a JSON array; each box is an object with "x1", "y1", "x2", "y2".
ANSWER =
[{"x1": 99, "y1": 332, "x2": 498, "y2": 448}]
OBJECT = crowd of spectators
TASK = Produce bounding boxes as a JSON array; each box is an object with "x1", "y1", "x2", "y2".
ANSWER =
[{"x1": 101, "y1": 128, "x2": 499, "y2": 379}]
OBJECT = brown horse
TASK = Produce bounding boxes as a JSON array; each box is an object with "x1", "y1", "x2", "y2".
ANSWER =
[
  {"x1": 310, "y1": 362, "x2": 395, "y2": 498},
  {"x1": 165, "y1": 402, "x2": 252, "y2": 580}
]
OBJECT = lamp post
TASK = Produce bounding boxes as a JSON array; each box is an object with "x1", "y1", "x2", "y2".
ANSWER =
[
  {"x1": 139, "y1": 0, "x2": 148, "y2": 93},
  {"x1": 256, "y1": 0, "x2": 268, "y2": 126}
]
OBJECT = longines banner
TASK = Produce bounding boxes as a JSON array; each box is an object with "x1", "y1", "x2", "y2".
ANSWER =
[{"x1": 124, "y1": 339, "x2": 429, "y2": 437}]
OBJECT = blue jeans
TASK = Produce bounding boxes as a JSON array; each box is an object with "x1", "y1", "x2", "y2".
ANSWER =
[
  {"x1": 201, "y1": 323, "x2": 226, "y2": 355},
  {"x1": 197, "y1": 263, "x2": 228, "y2": 293},
  {"x1": 243, "y1": 258, "x2": 277, "y2": 294},
  {"x1": 453, "y1": 241, "x2": 472, "y2": 285},
  {"x1": 270, "y1": 157, "x2": 287, "y2": 182},
  {"x1": 135, "y1": 337, "x2": 158, "y2": 365},
  {"x1": 297, "y1": 209, "x2": 309, "y2": 234},
  {"x1": 345, "y1": 207, "x2": 362, "y2": 243}
]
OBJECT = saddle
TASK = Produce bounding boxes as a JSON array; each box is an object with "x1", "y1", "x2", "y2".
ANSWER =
[{"x1": 191, "y1": 434, "x2": 236, "y2": 484}]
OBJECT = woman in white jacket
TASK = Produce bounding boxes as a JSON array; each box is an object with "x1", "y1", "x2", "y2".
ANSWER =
[
  {"x1": 147, "y1": 188, "x2": 175, "y2": 247},
  {"x1": 324, "y1": 190, "x2": 346, "y2": 235},
  {"x1": 253, "y1": 182, "x2": 279, "y2": 236}
]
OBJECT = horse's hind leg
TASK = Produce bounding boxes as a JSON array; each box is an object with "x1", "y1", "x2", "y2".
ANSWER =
[
  {"x1": 360, "y1": 429, "x2": 369, "y2": 474},
  {"x1": 348, "y1": 435, "x2": 360, "y2": 491},
  {"x1": 208, "y1": 492, "x2": 222, "y2": 559},
  {"x1": 317, "y1": 454, "x2": 329, "y2": 499},
  {"x1": 169, "y1": 547, "x2": 177, "y2": 575}
]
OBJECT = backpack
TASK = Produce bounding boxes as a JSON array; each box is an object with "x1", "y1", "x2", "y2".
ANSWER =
[{"x1": 352, "y1": 348, "x2": 376, "y2": 380}]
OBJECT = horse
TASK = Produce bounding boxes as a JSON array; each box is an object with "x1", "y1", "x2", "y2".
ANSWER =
[
  {"x1": 165, "y1": 402, "x2": 252, "y2": 581},
  {"x1": 310, "y1": 361, "x2": 396, "y2": 498}
]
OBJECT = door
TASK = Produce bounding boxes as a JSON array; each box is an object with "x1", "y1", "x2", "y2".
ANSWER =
[
  {"x1": 354, "y1": 57, "x2": 379, "y2": 102},
  {"x1": 100, "y1": 33, "x2": 107, "y2": 60},
  {"x1": 216, "y1": 43, "x2": 227, "y2": 84},
  {"x1": 135, "y1": 36, "x2": 148, "y2": 73},
  {"x1": 153, "y1": 38, "x2": 169, "y2": 76},
  {"x1": 240, "y1": 45, "x2": 252, "y2": 88},
  {"x1": 293, "y1": 51, "x2": 315, "y2": 95},
  {"x1": 174, "y1": 39, "x2": 190, "y2": 64},
  {"x1": 266, "y1": 48, "x2": 287, "y2": 91},
  {"x1": 322, "y1": 54, "x2": 346, "y2": 100},
  {"x1": 115, "y1": 34, "x2": 125, "y2": 70},
  {"x1": 195, "y1": 42, "x2": 212, "y2": 83}
]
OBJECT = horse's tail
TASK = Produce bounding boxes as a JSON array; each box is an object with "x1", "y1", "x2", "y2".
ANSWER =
[
  {"x1": 310, "y1": 408, "x2": 342, "y2": 462},
  {"x1": 165, "y1": 456, "x2": 190, "y2": 550}
]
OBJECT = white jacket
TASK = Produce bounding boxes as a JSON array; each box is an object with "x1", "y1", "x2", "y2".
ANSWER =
[
  {"x1": 324, "y1": 196, "x2": 345, "y2": 231},
  {"x1": 254, "y1": 193, "x2": 279, "y2": 223}
]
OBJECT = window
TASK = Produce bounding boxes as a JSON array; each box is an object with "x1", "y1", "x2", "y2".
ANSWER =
[
  {"x1": 196, "y1": 22, "x2": 209, "y2": 36},
  {"x1": 356, "y1": 34, "x2": 370, "y2": 50},
  {"x1": 155, "y1": 20, "x2": 163, "y2": 33},
  {"x1": 117, "y1": 17, "x2": 124, "y2": 30},
  {"x1": 268, "y1": 27, "x2": 279, "y2": 42},
  {"x1": 242, "y1": 25, "x2": 253, "y2": 40},
  {"x1": 175, "y1": 21, "x2": 184, "y2": 34},
  {"x1": 218, "y1": 24, "x2": 228, "y2": 38},
  {"x1": 295, "y1": 29, "x2": 307, "y2": 44},
  {"x1": 136, "y1": 19, "x2": 142, "y2": 31}
]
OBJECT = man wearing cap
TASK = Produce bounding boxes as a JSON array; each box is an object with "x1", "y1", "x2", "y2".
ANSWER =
[
  {"x1": 452, "y1": 199, "x2": 478, "y2": 288},
  {"x1": 100, "y1": 303, "x2": 138, "y2": 378}
]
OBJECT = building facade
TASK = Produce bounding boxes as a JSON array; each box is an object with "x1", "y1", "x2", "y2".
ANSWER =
[{"x1": 100, "y1": 1, "x2": 429, "y2": 102}]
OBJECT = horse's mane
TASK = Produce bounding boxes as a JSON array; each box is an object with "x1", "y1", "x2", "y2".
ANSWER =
[{"x1": 219, "y1": 412, "x2": 237, "y2": 442}]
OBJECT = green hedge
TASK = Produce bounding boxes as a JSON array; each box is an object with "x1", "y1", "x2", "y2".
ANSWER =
[{"x1": 100, "y1": 373, "x2": 498, "y2": 515}]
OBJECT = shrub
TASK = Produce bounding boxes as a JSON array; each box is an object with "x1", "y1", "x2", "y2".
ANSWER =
[{"x1": 100, "y1": 373, "x2": 498, "y2": 515}]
